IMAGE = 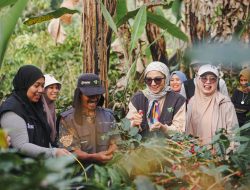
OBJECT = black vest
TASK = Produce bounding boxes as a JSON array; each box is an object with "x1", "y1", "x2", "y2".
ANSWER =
[
  {"x1": 0, "y1": 94, "x2": 51, "y2": 148},
  {"x1": 131, "y1": 91, "x2": 186, "y2": 138}
]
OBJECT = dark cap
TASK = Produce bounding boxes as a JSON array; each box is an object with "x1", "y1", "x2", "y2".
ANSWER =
[{"x1": 77, "y1": 73, "x2": 105, "y2": 96}]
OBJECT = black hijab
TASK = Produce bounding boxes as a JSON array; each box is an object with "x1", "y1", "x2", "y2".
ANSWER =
[{"x1": 12, "y1": 65, "x2": 51, "y2": 135}]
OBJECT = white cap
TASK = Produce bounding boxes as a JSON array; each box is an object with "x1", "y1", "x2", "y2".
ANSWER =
[
  {"x1": 44, "y1": 74, "x2": 61, "y2": 88},
  {"x1": 190, "y1": 59, "x2": 212, "y2": 66},
  {"x1": 198, "y1": 64, "x2": 219, "y2": 77}
]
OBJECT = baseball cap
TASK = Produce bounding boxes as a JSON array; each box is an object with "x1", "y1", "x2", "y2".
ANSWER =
[
  {"x1": 77, "y1": 73, "x2": 105, "y2": 96},
  {"x1": 44, "y1": 74, "x2": 61, "y2": 89},
  {"x1": 198, "y1": 64, "x2": 219, "y2": 77}
]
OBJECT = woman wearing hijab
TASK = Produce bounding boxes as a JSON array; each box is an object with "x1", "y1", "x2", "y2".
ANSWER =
[
  {"x1": 231, "y1": 68, "x2": 250, "y2": 127},
  {"x1": 186, "y1": 64, "x2": 238, "y2": 145},
  {"x1": 0, "y1": 65, "x2": 69, "y2": 158},
  {"x1": 170, "y1": 71, "x2": 187, "y2": 93},
  {"x1": 42, "y1": 74, "x2": 61, "y2": 146},
  {"x1": 126, "y1": 61, "x2": 186, "y2": 138}
]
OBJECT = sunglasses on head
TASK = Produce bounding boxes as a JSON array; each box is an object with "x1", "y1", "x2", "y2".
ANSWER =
[
  {"x1": 144, "y1": 77, "x2": 165, "y2": 85},
  {"x1": 199, "y1": 76, "x2": 217, "y2": 84}
]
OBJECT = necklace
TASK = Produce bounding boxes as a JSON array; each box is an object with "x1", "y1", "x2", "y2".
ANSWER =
[{"x1": 241, "y1": 93, "x2": 248, "y2": 104}]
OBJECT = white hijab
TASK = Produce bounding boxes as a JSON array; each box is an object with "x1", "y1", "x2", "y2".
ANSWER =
[
  {"x1": 142, "y1": 61, "x2": 171, "y2": 101},
  {"x1": 142, "y1": 61, "x2": 171, "y2": 121}
]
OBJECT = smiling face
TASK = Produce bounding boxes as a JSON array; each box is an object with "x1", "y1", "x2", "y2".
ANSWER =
[
  {"x1": 81, "y1": 94, "x2": 101, "y2": 111},
  {"x1": 198, "y1": 73, "x2": 218, "y2": 96},
  {"x1": 26, "y1": 77, "x2": 45, "y2": 102},
  {"x1": 44, "y1": 84, "x2": 60, "y2": 101},
  {"x1": 170, "y1": 74, "x2": 182, "y2": 92},
  {"x1": 145, "y1": 71, "x2": 166, "y2": 94},
  {"x1": 239, "y1": 75, "x2": 248, "y2": 89}
]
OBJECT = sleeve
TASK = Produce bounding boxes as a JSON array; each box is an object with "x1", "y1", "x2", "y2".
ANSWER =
[
  {"x1": 0, "y1": 112, "x2": 56, "y2": 158},
  {"x1": 126, "y1": 101, "x2": 138, "y2": 120},
  {"x1": 166, "y1": 103, "x2": 186, "y2": 132},
  {"x1": 225, "y1": 103, "x2": 239, "y2": 132},
  {"x1": 223, "y1": 103, "x2": 239, "y2": 152},
  {"x1": 185, "y1": 99, "x2": 194, "y2": 135},
  {"x1": 58, "y1": 118, "x2": 81, "y2": 151}
]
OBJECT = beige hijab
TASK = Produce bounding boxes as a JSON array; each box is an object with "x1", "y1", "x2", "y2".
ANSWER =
[{"x1": 186, "y1": 77, "x2": 238, "y2": 145}]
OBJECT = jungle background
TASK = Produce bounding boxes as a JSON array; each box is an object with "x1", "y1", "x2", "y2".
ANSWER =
[{"x1": 1, "y1": 0, "x2": 250, "y2": 189}]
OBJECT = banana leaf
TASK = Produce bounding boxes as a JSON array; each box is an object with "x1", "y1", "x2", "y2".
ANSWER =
[
  {"x1": 117, "y1": 9, "x2": 188, "y2": 42},
  {"x1": 0, "y1": 0, "x2": 29, "y2": 67},
  {"x1": 23, "y1": 7, "x2": 79, "y2": 26},
  {"x1": 0, "y1": 0, "x2": 18, "y2": 9}
]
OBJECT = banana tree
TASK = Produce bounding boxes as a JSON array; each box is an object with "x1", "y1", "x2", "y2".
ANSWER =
[{"x1": 100, "y1": 0, "x2": 188, "y2": 107}]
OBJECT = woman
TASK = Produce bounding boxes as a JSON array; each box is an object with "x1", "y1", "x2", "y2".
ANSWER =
[
  {"x1": 170, "y1": 71, "x2": 187, "y2": 93},
  {"x1": 231, "y1": 68, "x2": 250, "y2": 127},
  {"x1": 186, "y1": 64, "x2": 238, "y2": 145},
  {"x1": 42, "y1": 74, "x2": 61, "y2": 146},
  {"x1": 126, "y1": 61, "x2": 186, "y2": 138},
  {"x1": 0, "y1": 65, "x2": 69, "y2": 158}
]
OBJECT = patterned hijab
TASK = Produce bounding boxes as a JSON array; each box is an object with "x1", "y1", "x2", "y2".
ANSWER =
[{"x1": 142, "y1": 61, "x2": 171, "y2": 125}]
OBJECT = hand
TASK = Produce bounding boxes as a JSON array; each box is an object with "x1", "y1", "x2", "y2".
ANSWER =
[
  {"x1": 106, "y1": 143, "x2": 117, "y2": 155},
  {"x1": 150, "y1": 121, "x2": 167, "y2": 133},
  {"x1": 55, "y1": 148, "x2": 71, "y2": 157},
  {"x1": 95, "y1": 151, "x2": 113, "y2": 163},
  {"x1": 130, "y1": 111, "x2": 143, "y2": 128}
]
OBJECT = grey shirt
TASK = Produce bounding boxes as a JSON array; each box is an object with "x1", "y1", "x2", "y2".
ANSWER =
[{"x1": 0, "y1": 111, "x2": 56, "y2": 158}]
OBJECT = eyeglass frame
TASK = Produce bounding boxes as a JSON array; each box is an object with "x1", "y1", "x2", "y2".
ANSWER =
[{"x1": 199, "y1": 75, "x2": 218, "y2": 84}]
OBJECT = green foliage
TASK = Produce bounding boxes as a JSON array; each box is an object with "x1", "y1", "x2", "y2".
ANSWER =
[
  {"x1": 130, "y1": 5, "x2": 147, "y2": 54},
  {"x1": 147, "y1": 11, "x2": 188, "y2": 42},
  {"x1": 116, "y1": 7, "x2": 188, "y2": 42},
  {"x1": 115, "y1": 0, "x2": 127, "y2": 23},
  {"x1": 100, "y1": 0, "x2": 118, "y2": 34},
  {"x1": 171, "y1": 0, "x2": 182, "y2": 23},
  {"x1": 0, "y1": 0, "x2": 18, "y2": 9},
  {"x1": 85, "y1": 121, "x2": 250, "y2": 189},
  {"x1": 0, "y1": 0, "x2": 29, "y2": 66},
  {"x1": 0, "y1": 2, "x2": 82, "y2": 110},
  {"x1": 0, "y1": 150, "x2": 81, "y2": 190}
]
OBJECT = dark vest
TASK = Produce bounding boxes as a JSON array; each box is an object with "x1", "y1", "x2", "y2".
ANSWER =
[
  {"x1": 130, "y1": 91, "x2": 186, "y2": 138},
  {"x1": 0, "y1": 94, "x2": 51, "y2": 148}
]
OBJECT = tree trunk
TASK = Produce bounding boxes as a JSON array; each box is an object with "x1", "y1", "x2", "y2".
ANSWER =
[
  {"x1": 82, "y1": 0, "x2": 116, "y2": 106},
  {"x1": 144, "y1": 0, "x2": 168, "y2": 66},
  {"x1": 184, "y1": 0, "x2": 250, "y2": 44}
]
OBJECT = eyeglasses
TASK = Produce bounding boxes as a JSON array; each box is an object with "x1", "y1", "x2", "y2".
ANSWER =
[
  {"x1": 144, "y1": 77, "x2": 165, "y2": 85},
  {"x1": 200, "y1": 76, "x2": 217, "y2": 84}
]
